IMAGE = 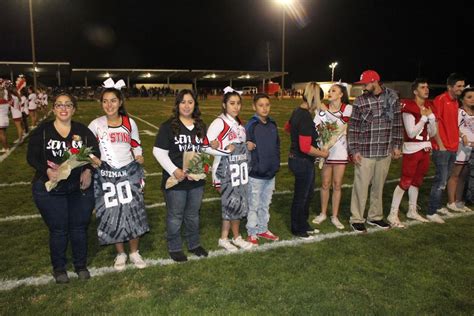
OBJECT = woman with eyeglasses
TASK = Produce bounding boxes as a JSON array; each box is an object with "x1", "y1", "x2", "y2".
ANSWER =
[{"x1": 27, "y1": 92, "x2": 100, "y2": 284}]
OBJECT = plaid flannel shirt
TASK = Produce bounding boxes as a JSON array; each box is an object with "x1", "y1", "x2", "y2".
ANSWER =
[{"x1": 348, "y1": 87, "x2": 403, "y2": 158}]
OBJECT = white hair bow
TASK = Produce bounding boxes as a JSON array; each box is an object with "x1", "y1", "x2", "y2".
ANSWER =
[
  {"x1": 336, "y1": 80, "x2": 349, "y2": 88},
  {"x1": 223, "y1": 86, "x2": 243, "y2": 95},
  {"x1": 103, "y1": 78, "x2": 126, "y2": 90}
]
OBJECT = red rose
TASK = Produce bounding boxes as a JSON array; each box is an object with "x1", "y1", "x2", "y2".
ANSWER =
[
  {"x1": 204, "y1": 164, "x2": 209, "y2": 173},
  {"x1": 70, "y1": 148, "x2": 80, "y2": 155}
]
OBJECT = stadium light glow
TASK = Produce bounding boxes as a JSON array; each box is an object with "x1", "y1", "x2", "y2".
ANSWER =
[
  {"x1": 105, "y1": 72, "x2": 110, "y2": 77},
  {"x1": 146, "y1": 73, "x2": 151, "y2": 78},
  {"x1": 329, "y1": 62, "x2": 338, "y2": 82},
  {"x1": 238, "y1": 74, "x2": 252, "y2": 79},
  {"x1": 275, "y1": 0, "x2": 293, "y2": 5},
  {"x1": 203, "y1": 73, "x2": 218, "y2": 79}
]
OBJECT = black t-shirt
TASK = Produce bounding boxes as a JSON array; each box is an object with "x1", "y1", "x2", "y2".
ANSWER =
[
  {"x1": 289, "y1": 107, "x2": 318, "y2": 162},
  {"x1": 155, "y1": 118, "x2": 206, "y2": 190},
  {"x1": 27, "y1": 120, "x2": 100, "y2": 191}
]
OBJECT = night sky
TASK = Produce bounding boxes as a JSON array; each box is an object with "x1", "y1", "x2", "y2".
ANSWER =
[{"x1": 1, "y1": 0, "x2": 472, "y2": 84}]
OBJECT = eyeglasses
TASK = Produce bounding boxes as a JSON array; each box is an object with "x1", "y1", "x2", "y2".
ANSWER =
[{"x1": 54, "y1": 102, "x2": 74, "y2": 109}]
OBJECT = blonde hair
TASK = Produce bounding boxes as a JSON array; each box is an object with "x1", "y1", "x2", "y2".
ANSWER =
[{"x1": 303, "y1": 82, "x2": 322, "y2": 110}]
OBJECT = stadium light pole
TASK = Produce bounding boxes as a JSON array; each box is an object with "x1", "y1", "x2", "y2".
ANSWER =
[
  {"x1": 329, "y1": 61, "x2": 338, "y2": 82},
  {"x1": 276, "y1": 0, "x2": 292, "y2": 95},
  {"x1": 28, "y1": 0, "x2": 37, "y2": 92}
]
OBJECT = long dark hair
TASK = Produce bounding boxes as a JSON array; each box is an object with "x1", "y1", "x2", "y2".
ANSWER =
[
  {"x1": 100, "y1": 88, "x2": 127, "y2": 116},
  {"x1": 171, "y1": 89, "x2": 205, "y2": 138},
  {"x1": 222, "y1": 91, "x2": 242, "y2": 124},
  {"x1": 460, "y1": 87, "x2": 474, "y2": 104},
  {"x1": 333, "y1": 84, "x2": 350, "y2": 105}
]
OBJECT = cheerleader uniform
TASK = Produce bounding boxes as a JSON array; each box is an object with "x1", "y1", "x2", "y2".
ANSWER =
[
  {"x1": 10, "y1": 95, "x2": 22, "y2": 122},
  {"x1": 313, "y1": 103, "x2": 352, "y2": 164},
  {"x1": 37, "y1": 92, "x2": 44, "y2": 109},
  {"x1": 88, "y1": 114, "x2": 149, "y2": 245},
  {"x1": 0, "y1": 90, "x2": 10, "y2": 129},
  {"x1": 455, "y1": 109, "x2": 474, "y2": 165},
  {"x1": 204, "y1": 113, "x2": 247, "y2": 187},
  {"x1": 28, "y1": 93, "x2": 37, "y2": 111}
]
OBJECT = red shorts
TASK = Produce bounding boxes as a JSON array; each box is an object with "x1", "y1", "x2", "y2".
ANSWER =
[{"x1": 399, "y1": 150, "x2": 431, "y2": 190}]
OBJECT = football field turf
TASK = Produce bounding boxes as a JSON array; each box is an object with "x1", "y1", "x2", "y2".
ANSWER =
[{"x1": 0, "y1": 97, "x2": 473, "y2": 315}]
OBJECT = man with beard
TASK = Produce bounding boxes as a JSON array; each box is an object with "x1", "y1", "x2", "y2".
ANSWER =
[
  {"x1": 426, "y1": 73, "x2": 466, "y2": 223},
  {"x1": 347, "y1": 70, "x2": 403, "y2": 233}
]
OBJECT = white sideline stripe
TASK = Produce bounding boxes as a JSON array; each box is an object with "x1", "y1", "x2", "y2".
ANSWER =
[
  {"x1": 145, "y1": 172, "x2": 162, "y2": 177},
  {"x1": 0, "y1": 181, "x2": 31, "y2": 187},
  {"x1": 1, "y1": 163, "x2": 294, "y2": 187},
  {"x1": 1, "y1": 210, "x2": 472, "y2": 292},
  {"x1": 128, "y1": 113, "x2": 160, "y2": 130},
  {"x1": 0, "y1": 214, "x2": 42, "y2": 222},
  {"x1": 0, "y1": 176, "x2": 435, "y2": 222},
  {"x1": 0, "y1": 111, "x2": 52, "y2": 164},
  {"x1": 144, "y1": 176, "x2": 434, "y2": 209}
]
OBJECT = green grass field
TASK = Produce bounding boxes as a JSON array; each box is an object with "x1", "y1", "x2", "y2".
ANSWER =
[{"x1": 0, "y1": 97, "x2": 473, "y2": 315}]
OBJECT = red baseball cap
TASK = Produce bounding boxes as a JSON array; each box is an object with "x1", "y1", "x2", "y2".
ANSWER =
[{"x1": 355, "y1": 70, "x2": 380, "y2": 84}]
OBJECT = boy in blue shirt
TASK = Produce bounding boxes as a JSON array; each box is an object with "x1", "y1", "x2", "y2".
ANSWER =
[{"x1": 246, "y1": 93, "x2": 280, "y2": 245}]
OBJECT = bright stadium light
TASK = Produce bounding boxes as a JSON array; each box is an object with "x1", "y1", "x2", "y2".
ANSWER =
[
  {"x1": 275, "y1": 0, "x2": 293, "y2": 5},
  {"x1": 29, "y1": 0, "x2": 37, "y2": 91},
  {"x1": 105, "y1": 72, "x2": 110, "y2": 78},
  {"x1": 146, "y1": 73, "x2": 151, "y2": 78},
  {"x1": 34, "y1": 67, "x2": 39, "y2": 72},
  {"x1": 275, "y1": 0, "x2": 294, "y2": 94},
  {"x1": 329, "y1": 62, "x2": 338, "y2": 82}
]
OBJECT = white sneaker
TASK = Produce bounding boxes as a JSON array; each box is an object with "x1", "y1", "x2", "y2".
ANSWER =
[
  {"x1": 388, "y1": 212, "x2": 405, "y2": 228},
  {"x1": 232, "y1": 236, "x2": 253, "y2": 250},
  {"x1": 114, "y1": 253, "x2": 128, "y2": 271},
  {"x1": 446, "y1": 202, "x2": 465, "y2": 213},
  {"x1": 307, "y1": 228, "x2": 320, "y2": 235},
  {"x1": 218, "y1": 238, "x2": 238, "y2": 252},
  {"x1": 407, "y1": 209, "x2": 429, "y2": 223},
  {"x1": 427, "y1": 214, "x2": 445, "y2": 224},
  {"x1": 312, "y1": 213, "x2": 327, "y2": 224},
  {"x1": 437, "y1": 207, "x2": 453, "y2": 217},
  {"x1": 456, "y1": 202, "x2": 473, "y2": 212},
  {"x1": 331, "y1": 216, "x2": 345, "y2": 229},
  {"x1": 129, "y1": 251, "x2": 147, "y2": 269}
]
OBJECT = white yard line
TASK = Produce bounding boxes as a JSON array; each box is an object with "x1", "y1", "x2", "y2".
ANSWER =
[
  {"x1": 0, "y1": 181, "x2": 31, "y2": 187},
  {"x1": 0, "y1": 176, "x2": 435, "y2": 222},
  {"x1": 127, "y1": 113, "x2": 160, "y2": 130},
  {"x1": 0, "y1": 111, "x2": 52, "y2": 164},
  {"x1": 1, "y1": 210, "x2": 472, "y2": 292},
  {"x1": 0, "y1": 214, "x2": 41, "y2": 222}
]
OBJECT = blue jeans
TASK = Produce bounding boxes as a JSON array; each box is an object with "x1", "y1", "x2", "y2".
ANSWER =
[
  {"x1": 32, "y1": 180, "x2": 94, "y2": 272},
  {"x1": 246, "y1": 177, "x2": 275, "y2": 236},
  {"x1": 164, "y1": 186, "x2": 204, "y2": 252},
  {"x1": 428, "y1": 150, "x2": 456, "y2": 215},
  {"x1": 289, "y1": 156, "x2": 315, "y2": 235}
]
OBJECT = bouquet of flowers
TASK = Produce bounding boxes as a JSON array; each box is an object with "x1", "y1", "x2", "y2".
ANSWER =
[
  {"x1": 45, "y1": 137, "x2": 95, "y2": 191},
  {"x1": 165, "y1": 151, "x2": 212, "y2": 189},
  {"x1": 316, "y1": 121, "x2": 346, "y2": 169}
]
